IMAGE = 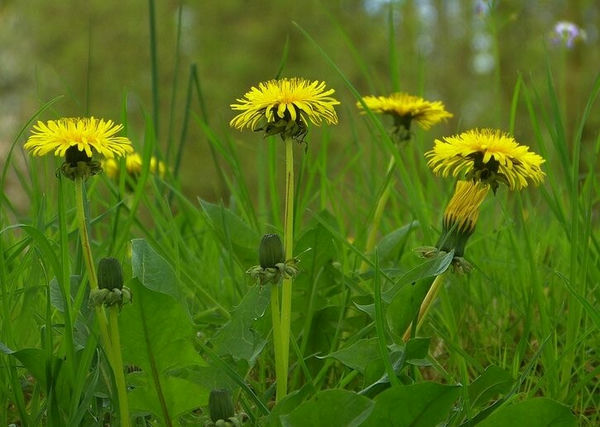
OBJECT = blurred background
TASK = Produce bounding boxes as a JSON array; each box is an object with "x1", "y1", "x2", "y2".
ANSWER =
[{"x1": 1, "y1": 0, "x2": 598, "y2": 209}]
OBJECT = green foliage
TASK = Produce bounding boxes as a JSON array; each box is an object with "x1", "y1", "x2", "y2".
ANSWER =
[
  {"x1": 478, "y1": 398, "x2": 577, "y2": 427},
  {"x1": 280, "y1": 389, "x2": 373, "y2": 427},
  {"x1": 120, "y1": 241, "x2": 209, "y2": 421},
  {"x1": 362, "y1": 382, "x2": 461, "y2": 426},
  {"x1": 1, "y1": 1, "x2": 599, "y2": 425},
  {"x1": 211, "y1": 285, "x2": 271, "y2": 364}
]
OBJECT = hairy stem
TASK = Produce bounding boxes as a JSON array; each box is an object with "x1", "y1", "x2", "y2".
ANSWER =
[
  {"x1": 279, "y1": 137, "x2": 295, "y2": 400},
  {"x1": 75, "y1": 177, "x2": 130, "y2": 426}
]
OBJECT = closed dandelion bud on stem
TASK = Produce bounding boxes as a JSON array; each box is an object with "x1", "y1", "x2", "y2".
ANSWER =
[
  {"x1": 209, "y1": 389, "x2": 235, "y2": 423},
  {"x1": 97, "y1": 257, "x2": 124, "y2": 291},
  {"x1": 436, "y1": 180, "x2": 490, "y2": 257},
  {"x1": 259, "y1": 233, "x2": 285, "y2": 268}
]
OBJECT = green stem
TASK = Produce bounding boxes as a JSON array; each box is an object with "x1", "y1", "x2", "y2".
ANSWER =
[
  {"x1": 74, "y1": 177, "x2": 130, "y2": 427},
  {"x1": 270, "y1": 286, "x2": 285, "y2": 402},
  {"x1": 109, "y1": 306, "x2": 130, "y2": 425},
  {"x1": 360, "y1": 156, "x2": 396, "y2": 274},
  {"x1": 279, "y1": 137, "x2": 295, "y2": 400},
  {"x1": 403, "y1": 273, "x2": 447, "y2": 341}
]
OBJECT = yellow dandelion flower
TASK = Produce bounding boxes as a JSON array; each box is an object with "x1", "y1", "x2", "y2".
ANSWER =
[
  {"x1": 230, "y1": 78, "x2": 340, "y2": 140},
  {"x1": 357, "y1": 92, "x2": 452, "y2": 139},
  {"x1": 426, "y1": 128, "x2": 545, "y2": 191},
  {"x1": 25, "y1": 117, "x2": 133, "y2": 159},
  {"x1": 103, "y1": 158, "x2": 119, "y2": 179},
  {"x1": 102, "y1": 152, "x2": 167, "y2": 180}
]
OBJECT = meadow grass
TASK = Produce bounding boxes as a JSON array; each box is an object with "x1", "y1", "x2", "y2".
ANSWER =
[{"x1": 1, "y1": 2, "x2": 599, "y2": 426}]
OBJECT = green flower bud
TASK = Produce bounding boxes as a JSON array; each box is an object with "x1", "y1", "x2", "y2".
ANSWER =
[
  {"x1": 97, "y1": 257, "x2": 124, "y2": 290},
  {"x1": 209, "y1": 389, "x2": 235, "y2": 423},
  {"x1": 259, "y1": 234, "x2": 284, "y2": 268}
]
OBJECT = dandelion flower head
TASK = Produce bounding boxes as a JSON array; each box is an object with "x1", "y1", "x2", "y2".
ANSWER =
[
  {"x1": 103, "y1": 152, "x2": 166, "y2": 180},
  {"x1": 230, "y1": 78, "x2": 339, "y2": 139},
  {"x1": 25, "y1": 117, "x2": 133, "y2": 159},
  {"x1": 426, "y1": 129, "x2": 545, "y2": 191},
  {"x1": 357, "y1": 92, "x2": 453, "y2": 131}
]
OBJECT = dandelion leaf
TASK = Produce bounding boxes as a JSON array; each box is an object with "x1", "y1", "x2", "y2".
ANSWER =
[
  {"x1": 362, "y1": 382, "x2": 461, "y2": 426},
  {"x1": 478, "y1": 397, "x2": 576, "y2": 427},
  {"x1": 119, "y1": 277, "x2": 208, "y2": 421}
]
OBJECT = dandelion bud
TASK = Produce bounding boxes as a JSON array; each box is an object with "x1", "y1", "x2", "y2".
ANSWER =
[
  {"x1": 97, "y1": 257, "x2": 124, "y2": 290},
  {"x1": 259, "y1": 234, "x2": 284, "y2": 268},
  {"x1": 209, "y1": 389, "x2": 235, "y2": 423},
  {"x1": 436, "y1": 180, "x2": 490, "y2": 257}
]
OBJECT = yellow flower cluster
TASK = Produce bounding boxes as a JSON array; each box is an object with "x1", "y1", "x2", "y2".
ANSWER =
[{"x1": 103, "y1": 153, "x2": 167, "y2": 180}]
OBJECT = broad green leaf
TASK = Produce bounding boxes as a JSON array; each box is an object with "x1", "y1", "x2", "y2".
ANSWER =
[
  {"x1": 356, "y1": 252, "x2": 454, "y2": 322},
  {"x1": 50, "y1": 275, "x2": 83, "y2": 313},
  {"x1": 362, "y1": 382, "x2": 461, "y2": 426},
  {"x1": 119, "y1": 278, "x2": 208, "y2": 421},
  {"x1": 291, "y1": 214, "x2": 343, "y2": 366},
  {"x1": 199, "y1": 199, "x2": 259, "y2": 265},
  {"x1": 131, "y1": 238, "x2": 179, "y2": 300},
  {"x1": 127, "y1": 373, "x2": 208, "y2": 420},
  {"x1": 12, "y1": 349, "x2": 53, "y2": 390},
  {"x1": 168, "y1": 365, "x2": 238, "y2": 393},
  {"x1": 386, "y1": 278, "x2": 434, "y2": 342},
  {"x1": 211, "y1": 285, "x2": 271, "y2": 364},
  {"x1": 375, "y1": 221, "x2": 418, "y2": 263},
  {"x1": 322, "y1": 338, "x2": 380, "y2": 374},
  {"x1": 267, "y1": 385, "x2": 313, "y2": 426},
  {"x1": 1, "y1": 346, "x2": 61, "y2": 392},
  {"x1": 382, "y1": 251, "x2": 454, "y2": 302},
  {"x1": 479, "y1": 397, "x2": 576, "y2": 427},
  {"x1": 469, "y1": 365, "x2": 514, "y2": 409},
  {"x1": 281, "y1": 389, "x2": 374, "y2": 427},
  {"x1": 354, "y1": 300, "x2": 376, "y2": 319},
  {"x1": 359, "y1": 338, "x2": 431, "y2": 395},
  {"x1": 294, "y1": 213, "x2": 340, "y2": 307}
]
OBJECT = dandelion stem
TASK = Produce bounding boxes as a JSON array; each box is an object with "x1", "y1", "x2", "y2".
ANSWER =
[
  {"x1": 279, "y1": 137, "x2": 295, "y2": 401},
  {"x1": 402, "y1": 273, "x2": 447, "y2": 341},
  {"x1": 74, "y1": 177, "x2": 130, "y2": 426},
  {"x1": 108, "y1": 306, "x2": 130, "y2": 426},
  {"x1": 360, "y1": 156, "x2": 396, "y2": 273},
  {"x1": 270, "y1": 286, "x2": 284, "y2": 402}
]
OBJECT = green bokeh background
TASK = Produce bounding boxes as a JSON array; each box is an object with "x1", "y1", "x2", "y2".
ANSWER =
[{"x1": 1, "y1": 0, "x2": 598, "y2": 202}]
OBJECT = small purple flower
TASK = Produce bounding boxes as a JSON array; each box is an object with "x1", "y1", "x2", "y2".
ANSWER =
[
  {"x1": 551, "y1": 21, "x2": 586, "y2": 48},
  {"x1": 474, "y1": 0, "x2": 491, "y2": 18}
]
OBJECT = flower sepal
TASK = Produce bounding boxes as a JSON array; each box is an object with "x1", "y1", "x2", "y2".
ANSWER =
[
  {"x1": 413, "y1": 246, "x2": 472, "y2": 275},
  {"x1": 247, "y1": 258, "x2": 299, "y2": 287},
  {"x1": 89, "y1": 286, "x2": 133, "y2": 309}
]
